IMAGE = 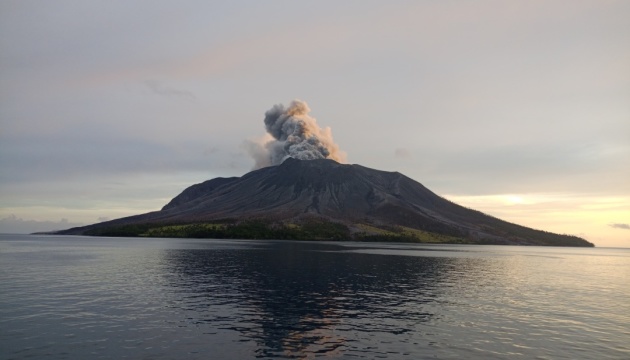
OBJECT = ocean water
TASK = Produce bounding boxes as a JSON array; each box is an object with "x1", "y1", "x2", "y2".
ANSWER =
[{"x1": 0, "y1": 235, "x2": 628, "y2": 359}]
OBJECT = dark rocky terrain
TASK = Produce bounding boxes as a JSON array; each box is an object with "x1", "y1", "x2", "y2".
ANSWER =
[{"x1": 58, "y1": 158, "x2": 593, "y2": 246}]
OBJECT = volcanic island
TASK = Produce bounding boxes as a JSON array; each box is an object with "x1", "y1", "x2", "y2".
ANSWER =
[{"x1": 57, "y1": 157, "x2": 593, "y2": 247}]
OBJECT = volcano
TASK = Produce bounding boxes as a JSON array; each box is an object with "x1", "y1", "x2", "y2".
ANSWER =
[{"x1": 58, "y1": 158, "x2": 593, "y2": 246}]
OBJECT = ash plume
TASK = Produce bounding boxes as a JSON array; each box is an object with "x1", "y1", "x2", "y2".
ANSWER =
[{"x1": 245, "y1": 100, "x2": 346, "y2": 169}]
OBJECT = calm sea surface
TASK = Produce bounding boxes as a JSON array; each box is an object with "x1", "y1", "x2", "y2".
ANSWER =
[{"x1": 0, "y1": 235, "x2": 628, "y2": 359}]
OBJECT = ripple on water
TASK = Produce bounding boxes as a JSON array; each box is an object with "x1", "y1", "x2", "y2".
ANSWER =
[{"x1": 1, "y1": 237, "x2": 629, "y2": 359}]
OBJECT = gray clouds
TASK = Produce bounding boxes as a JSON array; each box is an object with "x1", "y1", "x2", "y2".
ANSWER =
[
  {"x1": 385, "y1": 141, "x2": 630, "y2": 195},
  {"x1": 0, "y1": 215, "x2": 84, "y2": 234},
  {"x1": 0, "y1": 132, "x2": 245, "y2": 185},
  {"x1": 394, "y1": 148, "x2": 411, "y2": 159},
  {"x1": 1, "y1": 1, "x2": 629, "y2": 245},
  {"x1": 144, "y1": 80, "x2": 196, "y2": 101},
  {"x1": 609, "y1": 223, "x2": 630, "y2": 230}
]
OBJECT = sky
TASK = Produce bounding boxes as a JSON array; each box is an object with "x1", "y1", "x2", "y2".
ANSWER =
[{"x1": 0, "y1": 0, "x2": 628, "y2": 247}]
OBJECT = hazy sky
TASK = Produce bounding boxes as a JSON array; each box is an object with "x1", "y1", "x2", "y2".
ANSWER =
[{"x1": 1, "y1": 1, "x2": 628, "y2": 247}]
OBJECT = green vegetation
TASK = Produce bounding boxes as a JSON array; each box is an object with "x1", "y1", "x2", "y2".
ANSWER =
[
  {"x1": 84, "y1": 218, "x2": 473, "y2": 244},
  {"x1": 86, "y1": 218, "x2": 352, "y2": 241},
  {"x1": 85, "y1": 224, "x2": 153, "y2": 237},
  {"x1": 81, "y1": 215, "x2": 591, "y2": 246},
  {"x1": 354, "y1": 224, "x2": 469, "y2": 243}
]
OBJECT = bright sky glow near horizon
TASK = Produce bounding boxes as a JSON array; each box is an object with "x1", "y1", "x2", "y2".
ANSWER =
[{"x1": 1, "y1": 1, "x2": 628, "y2": 247}]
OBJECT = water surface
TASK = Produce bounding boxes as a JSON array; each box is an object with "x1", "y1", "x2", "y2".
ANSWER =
[{"x1": 1, "y1": 235, "x2": 628, "y2": 359}]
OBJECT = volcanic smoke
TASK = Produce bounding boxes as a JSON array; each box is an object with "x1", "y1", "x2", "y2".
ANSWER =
[{"x1": 245, "y1": 100, "x2": 346, "y2": 169}]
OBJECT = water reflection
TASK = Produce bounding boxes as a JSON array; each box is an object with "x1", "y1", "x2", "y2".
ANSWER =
[
  {"x1": 162, "y1": 241, "x2": 462, "y2": 358},
  {"x1": 4, "y1": 237, "x2": 627, "y2": 359}
]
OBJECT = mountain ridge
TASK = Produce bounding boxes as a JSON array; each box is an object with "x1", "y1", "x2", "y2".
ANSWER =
[{"x1": 57, "y1": 158, "x2": 593, "y2": 247}]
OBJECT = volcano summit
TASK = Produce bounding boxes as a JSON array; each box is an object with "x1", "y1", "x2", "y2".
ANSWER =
[{"x1": 58, "y1": 158, "x2": 593, "y2": 247}]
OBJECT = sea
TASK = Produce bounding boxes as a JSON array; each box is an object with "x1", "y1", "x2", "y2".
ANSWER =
[{"x1": 0, "y1": 234, "x2": 628, "y2": 360}]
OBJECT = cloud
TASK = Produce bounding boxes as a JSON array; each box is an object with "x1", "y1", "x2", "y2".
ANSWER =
[
  {"x1": 0, "y1": 215, "x2": 84, "y2": 234},
  {"x1": 609, "y1": 223, "x2": 630, "y2": 230},
  {"x1": 242, "y1": 134, "x2": 274, "y2": 170},
  {"x1": 0, "y1": 133, "x2": 245, "y2": 184},
  {"x1": 144, "y1": 80, "x2": 196, "y2": 101},
  {"x1": 394, "y1": 148, "x2": 411, "y2": 158}
]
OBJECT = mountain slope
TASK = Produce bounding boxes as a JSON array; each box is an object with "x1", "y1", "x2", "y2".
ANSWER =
[{"x1": 58, "y1": 158, "x2": 593, "y2": 246}]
